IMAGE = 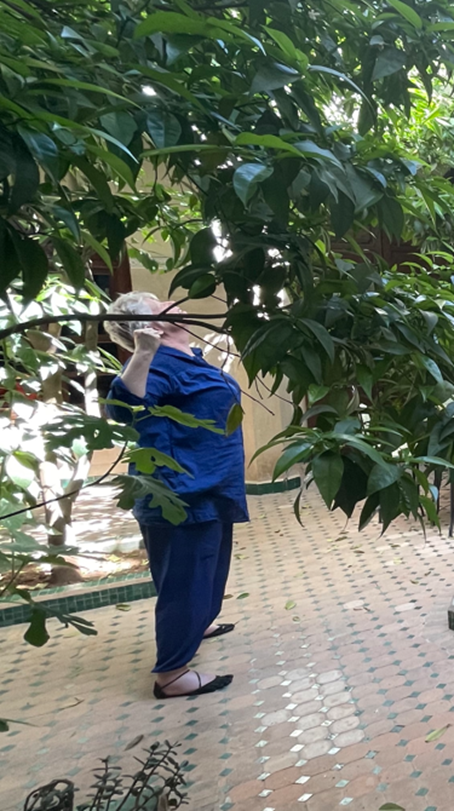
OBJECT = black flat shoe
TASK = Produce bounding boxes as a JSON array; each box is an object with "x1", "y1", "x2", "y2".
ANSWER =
[
  {"x1": 203, "y1": 623, "x2": 235, "y2": 639},
  {"x1": 153, "y1": 670, "x2": 233, "y2": 699}
]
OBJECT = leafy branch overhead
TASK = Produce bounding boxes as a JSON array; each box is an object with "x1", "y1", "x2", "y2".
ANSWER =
[{"x1": 1, "y1": 0, "x2": 454, "y2": 296}]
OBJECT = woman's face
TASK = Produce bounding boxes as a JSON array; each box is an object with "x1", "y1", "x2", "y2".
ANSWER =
[{"x1": 148, "y1": 299, "x2": 186, "y2": 337}]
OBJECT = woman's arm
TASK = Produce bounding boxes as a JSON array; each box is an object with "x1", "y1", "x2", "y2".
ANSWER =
[{"x1": 120, "y1": 328, "x2": 162, "y2": 398}]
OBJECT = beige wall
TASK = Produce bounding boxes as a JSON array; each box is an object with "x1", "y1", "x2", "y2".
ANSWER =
[{"x1": 130, "y1": 260, "x2": 293, "y2": 483}]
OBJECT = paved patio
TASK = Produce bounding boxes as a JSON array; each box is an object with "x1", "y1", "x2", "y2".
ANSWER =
[{"x1": 2, "y1": 487, "x2": 454, "y2": 811}]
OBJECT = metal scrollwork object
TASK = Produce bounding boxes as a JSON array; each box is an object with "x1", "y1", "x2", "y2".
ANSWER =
[{"x1": 23, "y1": 780, "x2": 74, "y2": 811}]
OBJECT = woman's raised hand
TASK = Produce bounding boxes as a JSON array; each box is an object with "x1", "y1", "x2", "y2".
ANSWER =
[{"x1": 133, "y1": 327, "x2": 163, "y2": 355}]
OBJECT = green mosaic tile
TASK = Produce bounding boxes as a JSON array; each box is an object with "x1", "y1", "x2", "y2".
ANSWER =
[
  {"x1": 245, "y1": 476, "x2": 301, "y2": 495},
  {"x1": 0, "y1": 577, "x2": 157, "y2": 628}
]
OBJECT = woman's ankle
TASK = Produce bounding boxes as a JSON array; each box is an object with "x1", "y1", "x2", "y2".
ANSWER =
[{"x1": 155, "y1": 667, "x2": 188, "y2": 687}]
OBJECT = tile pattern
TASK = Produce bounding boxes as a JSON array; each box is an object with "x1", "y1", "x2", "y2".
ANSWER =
[{"x1": 1, "y1": 488, "x2": 454, "y2": 811}]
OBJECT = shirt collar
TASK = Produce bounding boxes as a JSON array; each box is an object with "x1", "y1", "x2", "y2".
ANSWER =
[{"x1": 158, "y1": 344, "x2": 203, "y2": 359}]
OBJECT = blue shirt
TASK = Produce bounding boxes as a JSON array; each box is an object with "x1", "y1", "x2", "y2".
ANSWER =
[{"x1": 106, "y1": 345, "x2": 249, "y2": 526}]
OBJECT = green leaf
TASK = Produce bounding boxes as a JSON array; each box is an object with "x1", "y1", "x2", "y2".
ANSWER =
[
  {"x1": 10, "y1": 135, "x2": 39, "y2": 212},
  {"x1": 53, "y1": 205, "x2": 80, "y2": 241},
  {"x1": 379, "y1": 805, "x2": 406, "y2": 811},
  {"x1": 51, "y1": 237, "x2": 85, "y2": 289},
  {"x1": 330, "y1": 191, "x2": 355, "y2": 238},
  {"x1": 116, "y1": 603, "x2": 131, "y2": 611},
  {"x1": 24, "y1": 608, "x2": 50, "y2": 647},
  {"x1": 336, "y1": 434, "x2": 388, "y2": 467},
  {"x1": 87, "y1": 145, "x2": 136, "y2": 189},
  {"x1": 413, "y1": 456, "x2": 454, "y2": 469},
  {"x1": 285, "y1": 599, "x2": 296, "y2": 610},
  {"x1": 308, "y1": 65, "x2": 371, "y2": 104},
  {"x1": 9, "y1": 232, "x2": 48, "y2": 300},
  {"x1": 425, "y1": 724, "x2": 450, "y2": 743},
  {"x1": 295, "y1": 141, "x2": 343, "y2": 167},
  {"x1": 3, "y1": 0, "x2": 42, "y2": 20},
  {"x1": 400, "y1": 474, "x2": 419, "y2": 518},
  {"x1": 357, "y1": 366, "x2": 373, "y2": 400},
  {"x1": 169, "y1": 264, "x2": 211, "y2": 294},
  {"x1": 112, "y1": 474, "x2": 188, "y2": 525},
  {"x1": 293, "y1": 489, "x2": 304, "y2": 526},
  {"x1": 418, "y1": 356, "x2": 443, "y2": 384},
  {"x1": 134, "y1": 11, "x2": 211, "y2": 37},
  {"x1": 308, "y1": 384, "x2": 330, "y2": 404},
  {"x1": 251, "y1": 61, "x2": 300, "y2": 93},
  {"x1": 99, "y1": 111, "x2": 137, "y2": 146},
  {"x1": 273, "y1": 442, "x2": 311, "y2": 480},
  {"x1": 345, "y1": 165, "x2": 383, "y2": 210},
  {"x1": 0, "y1": 223, "x2": 20, "y2": 291},
  {"x1": 233, "y1": 163, "x2": 273, "y2": 205},
  {"x1": 190, "y1": 227, "x2": 217, "y2": 265},
  {"x1": 226, "y1": 403, "x2": 244, "y2": 436},
  {"x1": 372, "y1": 48, "x2": 406, "y2": 81},
  {"x1": 146, "y1": 110, "x2": 182, "y2": 149},
  {"x1": 41, "y1": 78, "x2": 136, "y2": 105},
  {"x1": 265, "y1": 27, "x2": 298, "y2": 60},
  {"x1": 312, "y1": 451, "x2": 344, "y2": 507},
  {"x1": 135, "y1": 10, "x2": 264, "y2": 52},
  {"x1": 128, "y1": 447, "x2": 188, "y2": 474},
  {"x1": 188, "y1": 273, "x2": 217, "y2": 298},
  {"x1": 379, "y1": 484, "x2": 401, "y2": 532},
  {"x1": 235, "y1": 132, "x2": 303, "y2": 157},
  {"x1": 377, "y1": 197, "x2": 404, "y2": 240},
  {"x1": 367, "y1": 462, "x2": 401, "y2": 495},
  {"x1": 150, "y1": 405, "x2": 223, "y2": 433},
  {"x1": 387, "y1": 0, "x2": 422, "y2": 28},
  {"x1": 428, "y1": 22, "x2": 454, "y2": 32},
  {"x1": 18, "y1": 126, "x2": 59, "y2": 179},
  {"x1": 134, "y1": 65, "x2": 204, "y2": 109},
  {"x1": 301, "y1": 319, "x2": 335, "y2": 362},
  {"x1": 74, "y1": 157, "x2": 114, "y2": 212},
  {"x1": 359, "y1": 492, "x2": 380, "y2": 530},
  {"x1": 420, "y1": 494, "x2": 440, "y2": 527},
  {"x1": 205, "y1": 16, "x2": 266, "y2": 53},
  {"x1": 302, "y1": 404, "x2": 338, "y2": 422},
  {"x1": 82, "y1": 230, "x2": 113, "y2": 273},
  {"x1": 237, "y1": 592, "x2": 250, "y2": 599}
]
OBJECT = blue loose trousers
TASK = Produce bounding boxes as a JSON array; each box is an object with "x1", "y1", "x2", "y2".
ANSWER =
[{"x1": 140, "y1": 520, "x2": 233, "y2": 672}]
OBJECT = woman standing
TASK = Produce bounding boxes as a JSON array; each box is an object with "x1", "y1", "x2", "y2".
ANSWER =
[{"x1": 105, "y1": 292, "x2": 248, "y2": 698}]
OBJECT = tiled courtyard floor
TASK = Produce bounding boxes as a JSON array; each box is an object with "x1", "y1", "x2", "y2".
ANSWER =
[{"x1": 2, "y1": 488, "x2": 454, "y2": 810}]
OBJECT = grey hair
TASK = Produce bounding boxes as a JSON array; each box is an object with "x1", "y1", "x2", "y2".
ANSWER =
[{"x1": 104, "y1": 291, "x2": 159, "y2": 352}]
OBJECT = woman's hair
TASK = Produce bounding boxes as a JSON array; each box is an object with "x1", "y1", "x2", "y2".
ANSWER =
[{"x1": 103, "y1": 291, "x2": 159, "y2": 352}]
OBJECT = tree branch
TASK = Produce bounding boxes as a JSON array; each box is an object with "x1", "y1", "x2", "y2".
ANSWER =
[{"x1": 0, "y1": 311, "x2": 228, "y2": 341}]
